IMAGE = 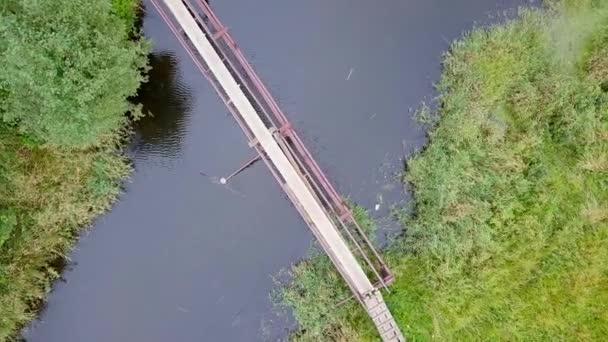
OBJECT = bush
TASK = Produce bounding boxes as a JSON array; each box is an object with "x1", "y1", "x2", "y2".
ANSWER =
[
  {"x1": 112, "y1": 0, "x2": 141, "y2": 29},
  {"x1": 0, "y1": 0, "x2": 148, "y2": 149}
]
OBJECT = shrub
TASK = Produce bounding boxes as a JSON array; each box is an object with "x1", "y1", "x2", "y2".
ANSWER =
[{"x1": 0, "y1": 0, "x2": 148, "y2": 149}]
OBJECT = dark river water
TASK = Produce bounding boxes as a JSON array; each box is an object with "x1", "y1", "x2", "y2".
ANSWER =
[{"x1": 23, "y1": 0, "x2": 534, "y2": 341}]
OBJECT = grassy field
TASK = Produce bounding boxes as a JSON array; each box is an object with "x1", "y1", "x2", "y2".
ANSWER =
[
  {"x1": 0, "y1": 0, "x2": 147, "y2": 339},
  {"x1": 281, "y1": 1, "x2": 608, "y2": 340}
]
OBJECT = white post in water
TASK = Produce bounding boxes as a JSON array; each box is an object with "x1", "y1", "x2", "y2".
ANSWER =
[{"x1": 159, "y1": 0, "x2": 405, "y2": 340}]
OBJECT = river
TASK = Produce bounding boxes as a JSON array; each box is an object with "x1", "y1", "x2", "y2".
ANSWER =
[{"x1": 23, "y1": 0, "x2": 533, "y2": 341}]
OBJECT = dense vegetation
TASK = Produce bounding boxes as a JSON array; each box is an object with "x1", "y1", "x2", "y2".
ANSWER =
[
  {"x1": 277, "y1": 206, "x2": 377, "y2": 341},
  {"x1": 0, "y1": 0, "x2": 148, "y2": 339},
  {"x1": 281, "y1": 1, "x2": 608, "y2": 340},
  {"x1": 1, "y1": 0, "x2": 148, "y2": 148}
]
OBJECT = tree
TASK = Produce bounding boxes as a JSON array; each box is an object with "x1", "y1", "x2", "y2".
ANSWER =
[{"x1": 0, "y1": 0, "x2": 149, "y2": 149}]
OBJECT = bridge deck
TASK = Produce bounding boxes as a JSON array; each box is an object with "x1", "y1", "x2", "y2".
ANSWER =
[{"x1": 158, "y1": 0, "x2": 404, "y2": 340}]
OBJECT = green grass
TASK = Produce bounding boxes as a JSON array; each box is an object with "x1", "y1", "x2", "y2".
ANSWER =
[
  {"x1": 0, "y1": 127, "x2": 130, "y2": 340},
  {"x1": 0, "y1": 0, "x2": 146, "y2": 339},
  {"x1": 282, "y1": 1, "x2": 608, "y2": 340},
  {"x1": 277, "y1": 205, "x2": 376, "y2": 341}
]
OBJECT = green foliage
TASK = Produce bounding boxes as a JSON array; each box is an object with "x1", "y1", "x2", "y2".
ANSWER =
[
  {"x1": 0, "y1": 210, "x2": 17, "y2": 249},
  {"x1": 0, "y1": 0, "x2": 149, "y2": 149},
  {"x1": 279, "y1": 252, "x2": 354, "y2": 341},
  {"x1": 0, "y1": 126, "x2": 130, "y2": 340},
  {"x1": 277, "y1": 205, "x2": 378, "y2": 341},
  {"x1": 0, "y1": 0, "x2": 146, "y2": 339},
  {"x1": 284, "y1": 2, "x2": 608, "y2": 340},
  {"x1": 112, "y1": 0, "x2": 141, "y2": 29}
]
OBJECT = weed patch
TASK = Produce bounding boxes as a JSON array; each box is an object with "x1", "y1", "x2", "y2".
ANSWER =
[{"x1": 282, "y1": 2, "x2": 608, "y2": 340}]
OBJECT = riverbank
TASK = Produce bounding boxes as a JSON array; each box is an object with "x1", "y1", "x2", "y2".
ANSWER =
[
  {"x1": 0, "y1": 0, "x2": 148, "y2": 339},
  {"x1": 282, "y1": 1, "x2": 608, "y2": 340}
]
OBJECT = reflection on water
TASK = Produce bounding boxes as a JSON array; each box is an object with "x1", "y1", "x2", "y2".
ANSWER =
[
  {"x1": 22, "y1": 1, "x2": 535, "y2": 341},
  {"x1": 131, "y1": 52, "x2": 192, "y2": 162}
]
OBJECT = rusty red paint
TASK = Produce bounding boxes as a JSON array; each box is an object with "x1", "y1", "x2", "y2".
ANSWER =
[{"x1": 149, "y1": 0, "x2": 393, "y2": 287}]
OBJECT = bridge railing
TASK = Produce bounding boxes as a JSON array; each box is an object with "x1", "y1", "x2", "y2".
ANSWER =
[{"x1": 149, "y1": 0, "x2": 394, "y2": 291}]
